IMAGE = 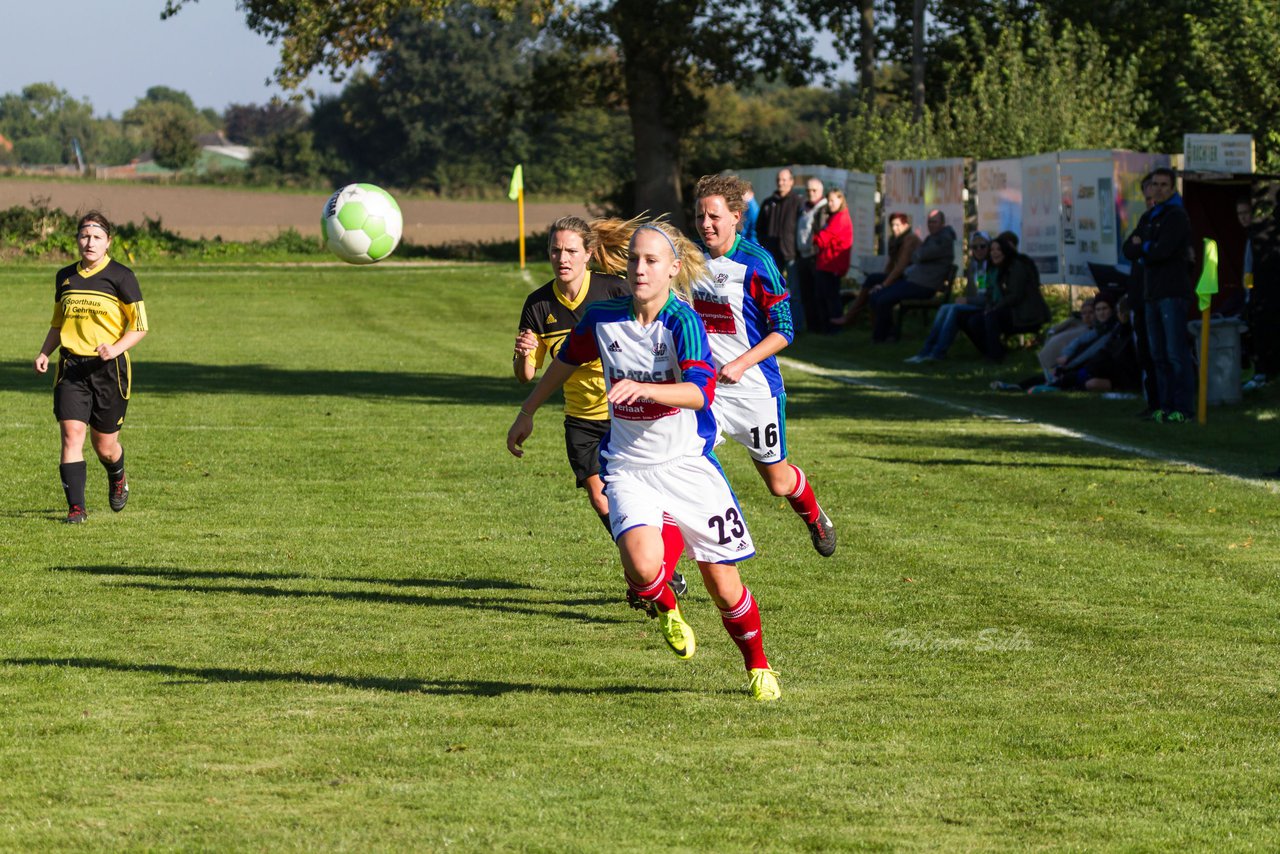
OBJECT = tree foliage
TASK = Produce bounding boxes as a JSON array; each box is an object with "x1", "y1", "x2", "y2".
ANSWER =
[
  {"x1": 825, "y1": 14, "x2": 1155, "y2": 172},
  {"x1": 0, "y1": 83, "x2": 95, "y2": 165}
]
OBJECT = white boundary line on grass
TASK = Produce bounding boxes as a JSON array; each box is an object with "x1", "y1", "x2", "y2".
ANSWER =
[{"x1": 778, "y1": 356, "x2": 1280, "y2": 495}]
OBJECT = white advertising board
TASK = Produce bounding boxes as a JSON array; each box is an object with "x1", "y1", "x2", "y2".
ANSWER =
[
  {"x1": 882, "y1": 158, "x2": 966, "y2": 268},
  {"x1": 1183, "y1": 134, "x2": 1254, "y2": 173},
  {"x1": 1020, "y1": 153, "x2": 1062, "y2": 278},
  {"x1": 1057, "y1": 150, "x2": 1117, "y2": 285},
  {"x1": 975, "y1": 158, "x2": 1022, "y2": 240}
]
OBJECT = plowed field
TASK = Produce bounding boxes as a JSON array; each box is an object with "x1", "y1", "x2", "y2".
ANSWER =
[{"x1": 0, "y1": 179, "x2": 588, "y2": 245}]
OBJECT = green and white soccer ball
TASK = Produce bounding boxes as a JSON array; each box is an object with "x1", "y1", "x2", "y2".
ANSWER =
[{"x1": 322, "y1": 183, "x2": 404, "y2": 264}]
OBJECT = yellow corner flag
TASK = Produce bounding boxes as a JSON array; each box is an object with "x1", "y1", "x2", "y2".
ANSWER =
[
  {"x1": 508, "y1": 164, "x2": 524, "y2": 201},
  {"x1": 1196, "y1": 237, "x2": 1219, "y2": 312}
]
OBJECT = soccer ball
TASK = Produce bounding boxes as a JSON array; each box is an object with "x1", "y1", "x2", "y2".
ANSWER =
[{"x1": 322, "y1": 183, "x2": 404, "y2": 264}]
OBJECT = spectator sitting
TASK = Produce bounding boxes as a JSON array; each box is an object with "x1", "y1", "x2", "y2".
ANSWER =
[
  {"x1": 830, "y1": 211, "x2": 920, "y2": 328},
  {"x1": 811, "y1": 187, "x2": 853, "y2": 334},
  {"x1": 867, "y1": 209, "x2": 957, "y2": 343},
  {"x1": 794, "y1": 178, "x2": 830, "y2": 333},
  {"x1": 905, "y1": 230, "x2": 994, "y2": 362},
  {"x1": 1036, "y1": 297, "x2": 1096, "y2": 377},
  {"x1": 991, "y1": 298, "x2": 1097, "y2": 391},
  {"x1": 996, "y1": 295, "x2": 1139, "y2": 394},
  {"x1": 962, "y1": 231, "x2": 1050, "y2": 361}
]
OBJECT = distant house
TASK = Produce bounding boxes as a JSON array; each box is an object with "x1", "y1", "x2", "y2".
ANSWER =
[{"x1": 194, "y1": 131, "x2": 253, "y2": 173}]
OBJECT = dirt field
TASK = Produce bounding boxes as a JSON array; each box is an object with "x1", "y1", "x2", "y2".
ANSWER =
[{"x1": 0, "y1": 179, "x2": 588, "y2": 246}]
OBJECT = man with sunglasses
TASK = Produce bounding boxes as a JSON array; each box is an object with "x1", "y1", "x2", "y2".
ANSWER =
[{"x1": 906, "y1": 231, "x2": 995, "y2": 362}]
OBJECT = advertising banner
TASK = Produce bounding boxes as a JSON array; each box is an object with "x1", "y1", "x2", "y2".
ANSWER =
[
  {"x1": 975, "y1": 158, "x2": 1022, "y2": 239},
  {"x1": 1020, "y1": 153, "x2": 1062, "y2": 278},
  {"x1": 1183, "y1": 134, "x2": 1254, "y2": 173},
  {"x1": 1057, "y1": 150, "x2": 1116, "y2": 285},
  {"x1": 882, "y1": 158, "x2": 966, "y2": 268}
]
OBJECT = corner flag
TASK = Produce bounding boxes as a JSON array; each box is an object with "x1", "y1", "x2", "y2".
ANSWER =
[
  {"x1": 1196, "y1": 238, "x2": 1218, "y2": 312},
  {"x1": 508, "y1": 164, "x2": 524, "y2": 202}
]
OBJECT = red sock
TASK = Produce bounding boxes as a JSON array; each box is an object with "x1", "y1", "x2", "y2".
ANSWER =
[
  {"x1": 661, "y1": 515, "x2": 685, "y2": 575},
  {"x1": 720, "y1": 587, "x2": 769, "y2": 670},
  {"x1": 785, "y1": 464, "x2": 821, "y2": 525},
  {"x1": 628, "y1": 558, "x2": 677, "y2": 613}
]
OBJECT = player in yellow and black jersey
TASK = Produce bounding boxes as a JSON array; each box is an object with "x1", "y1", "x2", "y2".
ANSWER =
[
  {"x1": 33, "y1": 211, "x2": 148, "y2": 524},
  {"x1": 512, "y1": 215, "x2": 688, "y2": 606}
]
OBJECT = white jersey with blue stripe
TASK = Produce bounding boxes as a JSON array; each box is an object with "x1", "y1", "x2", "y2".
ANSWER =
[
  {"x1": 557, "y1": 293, "x2": 718, "y2": 473},
  {"x1": 694, "y1": 235, "x2": 794, "y2": 400}
]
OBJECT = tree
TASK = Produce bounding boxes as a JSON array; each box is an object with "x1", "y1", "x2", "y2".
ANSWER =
[
  {"x1": 224, "y1": 100, "x2": 308, "y2": 145},
  {"x1": 0, "y1": 83, "x2": 95, "y2": 165},
  {"x1": 163, "y1": 0, "x2": 823, "y2": 224},
  {"x1": 150, "y1": 108, "x2": 200, "y2": 169},
  {"x1": 1183, "y1": 0, "x2": 1280, "y2": 170}
]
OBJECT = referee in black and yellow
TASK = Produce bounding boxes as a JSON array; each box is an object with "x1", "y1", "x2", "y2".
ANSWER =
[{"x1": 33, "y1": 211, "x2": 148, "y2": 524}]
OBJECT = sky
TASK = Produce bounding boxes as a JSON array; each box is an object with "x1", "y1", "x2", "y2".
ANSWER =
[{"x1": 2, "y1": 0, "x2": 345, "y2": 117}]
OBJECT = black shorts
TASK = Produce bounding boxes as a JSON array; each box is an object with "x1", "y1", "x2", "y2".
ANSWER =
[
  {"x1": 563, "y1": 415, "x2": 608, "y2": 487},
  {"x1": 53, "y1": 351, "x2": 131, "y2": 433}
]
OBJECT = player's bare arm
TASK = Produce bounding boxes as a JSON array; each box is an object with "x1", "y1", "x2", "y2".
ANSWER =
[
  {"x1": 507, "y1": 358, "x2": 577, "y2": 457},
  {"x1": 96, "y1": 330, "x2": 148, "y2": 362},
  {"x1": 719, "y1": 331, "x2": 789, "y2": 384},
  {"x1": 607, "y1": 379, "x2": 706, "y2": 410},
  {"x1": 34, "y1": 327, "x2": 60, "y2": 374}
]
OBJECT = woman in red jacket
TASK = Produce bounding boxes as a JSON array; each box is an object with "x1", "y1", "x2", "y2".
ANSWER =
[{"x1": 812, "y1": 188, "x2": 852, "y2": 333}]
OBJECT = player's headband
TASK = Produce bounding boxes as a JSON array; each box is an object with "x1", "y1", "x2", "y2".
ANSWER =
[
  {"x1": 635, "y1": 224, "x2": 679, "y2": 260},
  {"x1": 79, "y1": 222, "x2": 110, "y2": 236}
]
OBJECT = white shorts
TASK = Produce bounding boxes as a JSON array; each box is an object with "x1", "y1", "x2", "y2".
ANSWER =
[
  {"x1": 604, "y1": 455, "x2": 755, "y2": 565},
  {"x1": 712, "y1": 393, "x2": 788, "y2": 465}
]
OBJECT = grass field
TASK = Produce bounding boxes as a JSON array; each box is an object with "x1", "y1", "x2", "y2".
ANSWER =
[{"x1": 1, "y1": 257, "x2": 1277, "y2": 850}]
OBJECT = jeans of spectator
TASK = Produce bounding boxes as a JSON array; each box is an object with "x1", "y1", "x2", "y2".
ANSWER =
[
  {"x1": 1128, "y1": 301, "x2": 1160, "y2": 408},
  {"x1": 1144, "y1": 296, "x2": 1195, "y2": 416},
  {"x1": 869, "y1": 280, "x2": 935, "y2": 342},
  {"x1": 813, "y1": 270, "x2": 844, "y2": 334},
  {"x1": 917, "y1": 302, "x2": 981, "y2": 358}
]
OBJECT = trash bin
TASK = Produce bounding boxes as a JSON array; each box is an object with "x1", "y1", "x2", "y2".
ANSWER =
[{"x1": 1187, "y1": 316, "x2": 1247, "y2": 406}]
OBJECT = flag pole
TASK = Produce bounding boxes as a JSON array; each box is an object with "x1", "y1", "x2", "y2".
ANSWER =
[
  {"x1": 1197, "y1": 305, "x2": 1210, "y2": 424},
  {"x1": 518, "y1": 186, "x2": 526, "y2": 269}
]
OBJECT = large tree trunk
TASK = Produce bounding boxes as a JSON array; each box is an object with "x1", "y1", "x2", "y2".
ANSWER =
[
  {"x1": 611, "y1": 0, "x2": 694, "y2": 229},
  {"x1": 623, "y1": 61, "x2": 685, "y2": 229},
  {"x1": 911, "y1": 0, "x2": 926, "y2": 122},
  {"x1": 859, "y1": 0, "x2": 875, "y2": 106}
]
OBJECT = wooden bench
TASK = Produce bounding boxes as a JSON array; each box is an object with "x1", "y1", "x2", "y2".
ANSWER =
[{"x1": 893, "y1": 265, "x2": 958, "y2": 339}]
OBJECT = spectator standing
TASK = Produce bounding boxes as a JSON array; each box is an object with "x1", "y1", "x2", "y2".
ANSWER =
[
  {"x1": 1125, "y1": 177, "x2": 1162, "y2": 416},
  {"x1": 812, "y1": 188, "x2": 852, "y2": 334},
  {"x1": 868, "y1": 209, "x2": 956, "y2": 343},
  {"x1": 758, "y1": 168, "x2": 802, "y2": 277},
  {"x1": 831, "y1": 212, "x2": 920, "y2": 328},
  {"x1": 794, "y1": 178, "x2": 830, "y2": 334},
  {"x1": 741, "y1": 188, "x2": 760, "y2": 244},
  {"x1": 1122, "y1": 167, "x2": 1195, "y2": 423},
  {"x1": 1239, "y1": 197, "x2": 1278, "y2": 392}
]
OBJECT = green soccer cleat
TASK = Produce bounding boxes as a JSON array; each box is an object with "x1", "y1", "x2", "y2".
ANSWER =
[
  {"x1": 747, "y1": 668, "x2": 782, "y2": 702},
  {"x1": 656, "y1": 604, "x2": 696, "y2": 659}
]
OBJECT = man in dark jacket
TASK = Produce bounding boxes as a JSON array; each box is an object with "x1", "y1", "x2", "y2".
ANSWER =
[
  {"x1": 868, "y1": 209, "x2": 956, "y2": 342},
  {"x1": 1122, "y1": 167, "x2": 1195, "y2": 423},
  {"x1": 758, "y1": 168, "x2": 802, "y2": 277}
]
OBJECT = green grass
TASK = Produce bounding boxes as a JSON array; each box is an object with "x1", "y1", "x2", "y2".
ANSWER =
[{"x1": 1, "y1": 258, "x2": 1277, "y2": 850}]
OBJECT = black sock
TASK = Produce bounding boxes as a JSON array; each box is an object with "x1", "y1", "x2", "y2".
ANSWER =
[
  {"x1": 102, "y1": 449, "x2": 125, "y2": 483},
  {"x1": 60, "y1": 461, "x2": 87, "y2": 509}
]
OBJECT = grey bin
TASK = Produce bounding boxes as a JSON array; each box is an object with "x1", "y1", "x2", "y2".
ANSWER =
[{"x1": 1186, "y1": 316, "x2": 1248, "y2": 406}]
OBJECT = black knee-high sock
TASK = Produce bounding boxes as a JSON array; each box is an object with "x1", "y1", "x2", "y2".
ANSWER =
[
  {"x1": 60, "y1": 461, "x2": 87, "y2": 509},
  {"x1": 101, "y1": 448, "x2": 125, "y2": 483}
]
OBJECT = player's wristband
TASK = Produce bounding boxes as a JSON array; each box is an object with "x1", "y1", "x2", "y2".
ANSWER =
[{"x1": 519, "y1": 408, "x2": 535, "y2": 418}]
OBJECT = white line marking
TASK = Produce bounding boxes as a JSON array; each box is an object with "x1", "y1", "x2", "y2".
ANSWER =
[{"x1": 778, "y1": 356, "x2": 1280, "y2": 494}]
